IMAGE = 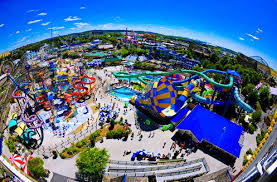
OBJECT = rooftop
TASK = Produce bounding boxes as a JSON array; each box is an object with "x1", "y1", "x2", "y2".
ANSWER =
[{"x1": 176, "y1": 105, "x2": 243, "y2": 158}]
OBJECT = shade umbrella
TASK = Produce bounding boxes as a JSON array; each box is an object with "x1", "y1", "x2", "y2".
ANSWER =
[
  {"x1": 107, "y1": 114, "x2": 112, "y2": 119},
  {"x1": 22, "y1": 155, "x2": 33, "y2": 175},
  {"x1": 9, "y1": 154, "x2": 24, "y2": 168}
]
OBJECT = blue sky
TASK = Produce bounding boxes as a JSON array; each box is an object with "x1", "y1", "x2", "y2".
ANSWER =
[{"x1": 0, "y1": 0, "x2": 277, "y2": 69}]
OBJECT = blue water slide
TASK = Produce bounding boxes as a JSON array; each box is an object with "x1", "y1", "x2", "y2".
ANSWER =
[
  {"x1": 233, "y1": 86, "x2": 254, "y2": 113},
  {"x1": 190, "y1": 92, "x2": 225, "y2": 105}
]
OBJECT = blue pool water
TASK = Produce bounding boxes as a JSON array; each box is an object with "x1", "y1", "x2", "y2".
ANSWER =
[
  {"x1": 119, "y1": 77, "x2": 139, "y2": 82},
  {"x1": 110, "y1": 87, "x2": 137, "y2": 101}
]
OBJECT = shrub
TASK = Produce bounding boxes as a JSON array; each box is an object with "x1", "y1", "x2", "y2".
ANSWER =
[
  {"x1": 28, "y1": 157, "x2": 46, "y2": 179},
  {"x1": 66, "y1": 146, "x2": 78, "y2": 155},
  {"x1": 243, "y1": 154, "x2": 248, "y2": 166},
  {"x1": 109, "y1": 119, "x2": 115, "y2": 130},
  {"x1": 106, "y1": 129, "x2": 129, "y2": 139},
  {"x1": 89, "y1": 131, "x2": 100, "y2": 147},
  {"x1": 60, "y1": 153, "x2": 66, "y2": 159},
  {"x1": 256, "y1": 131, "x2": 266, "y2": 146},
  {"x1": 246, "y1": 148, "x2": 253, "y2": 155},
  {"x1": 248, "y1": 124, "x2": 256, "y2": 134},
  {"x1": 76, "y1": 139, "x2": 87, "y2": 148},
  {"x1": 5, "y1": 136, "x2": 17, "y2": 153},
  {"x1": 251, "y1": 111, "x2": 262, "y2": 124}
]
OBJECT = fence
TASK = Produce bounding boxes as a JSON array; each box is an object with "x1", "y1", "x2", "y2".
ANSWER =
[{"x1": 34, "y1": 120, "x2": 100, "y2": 157}]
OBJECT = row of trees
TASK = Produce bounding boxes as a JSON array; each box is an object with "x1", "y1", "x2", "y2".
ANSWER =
[{"x1": 242, "y1": 84, "x2": 272, "y2": 111}]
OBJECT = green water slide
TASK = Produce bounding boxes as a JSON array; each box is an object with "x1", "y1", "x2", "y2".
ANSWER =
[{"x1": 113, "y1": 69, "x2": 234, "y2": 89}]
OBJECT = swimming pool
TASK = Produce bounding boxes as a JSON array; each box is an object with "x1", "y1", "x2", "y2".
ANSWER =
[{"x1": 110, "y1": 87, "x2": 137, "y2": 101}]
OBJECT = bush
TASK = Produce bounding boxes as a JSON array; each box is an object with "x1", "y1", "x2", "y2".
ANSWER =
[
  {"x1": 251, "y1": 111, "x2": 262, "y2": 124},
  {"x1": 246, "y1": 148, "x2": 253, "y2": 155},
  {"x1": 76, "y1": 139, "x2": 87, "y2": 148},
  {"x1": 248, "y1": 124, "x2": 256, "y2": 134},
  {"x1": 243, "y1": 154, "x2": 248, "y2": 166},
  {"x1": 89, "y1": 131, "x2": 100, "y2": 147},
  {"x1": 28, "y1": 157, "x2": 46, "y2": 179},
  {"x1": 5, "y1": 136, "x2": 17, "y2": 153},
  {"x1": 65, "y1": 146, "x2": 78, "y2": 155},
  {"x1": 256, "y1": 131, "x2": 266, "y2": 146},
  {"x1": 106, "y1": 129, "x2": 129, "y2": 139},
  {"x1": 60, "y1": 153, "x2": 66, "y2": 159},
  {"x1": 109, "y1": 119, "x2": 115, "y2": 130}
]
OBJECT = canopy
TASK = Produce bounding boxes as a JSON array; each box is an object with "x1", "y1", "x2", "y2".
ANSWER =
[
  {"x1": 9, "y1": 154, "x2": 24, "y2": 168},
  {"x1": 8, "y1": 119, "x2": 17, "y2": 129},
  {"x1": 15, "y1": 122, "x2": 28, "y2": 136}
]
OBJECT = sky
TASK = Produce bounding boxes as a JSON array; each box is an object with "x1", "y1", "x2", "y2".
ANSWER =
[{"x1": 0, "y1": 0, "x2": 277, "y2": 69}]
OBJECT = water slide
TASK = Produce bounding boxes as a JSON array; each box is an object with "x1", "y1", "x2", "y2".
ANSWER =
[
  {"x1": 113, "y1": 69, "x2": 234, "y2": 89},
  {"x1": 190, "y1": 92, "x2": 225, "y2": 105},
  {"x1": 68, "y1": 74, "x2": 96, "y2": 99},
  {"x1": 234, "y1": 86, "x2": 254, "y2": 113},
  {"x1": 12, "y1": 88, "x2": 43, "y2": 129},
  {"x1": 114, "y1": 69, "x2": 254, "y2": 116}
]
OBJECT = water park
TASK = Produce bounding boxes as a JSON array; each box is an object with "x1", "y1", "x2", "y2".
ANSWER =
[{"x1": 0, "y1": 29, "x2": 276, "y2": 182}]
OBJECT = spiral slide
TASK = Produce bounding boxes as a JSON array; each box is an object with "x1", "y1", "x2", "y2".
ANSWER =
[
  {"x1": 12, "y1": 88, "x2": 43, "y2": 129},
  {"x1": 68, "y1": 74, "x2": 96, "y2": 99}
]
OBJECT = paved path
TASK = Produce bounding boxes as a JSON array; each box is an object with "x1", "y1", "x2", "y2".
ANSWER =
[{"x1": 234, "y1": 109, "x2": 277, "y2": 182}]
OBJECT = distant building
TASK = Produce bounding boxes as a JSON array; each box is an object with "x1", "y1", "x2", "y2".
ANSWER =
[
  {"x1": 101, "y1": 55, "x2": 122, "y2": 65},
  {"x1": 86, "y1": 51, "x2": 106, "y2": 59},
  {"x1": 97, "y1": 44, "x2": 114, "y2": 50}
]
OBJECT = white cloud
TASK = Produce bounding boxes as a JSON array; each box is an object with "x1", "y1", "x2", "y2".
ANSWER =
[
  {"x1": 41, "y1": 22, "x2": 51, "y2": 26},
  {"x1": 38, "y1": 12, "x2": 47, "y2": 16},
  {"x1": 113, "y1": 16, "x2": 121, "y2": 22},
  {"x1": 26, "y1": 9, "x2": 35, "y2": 13},
  {"x1": 48, "y1": 26, "x2": 65, "y2": 30},
  {"x1": 16, "y1": 30, "x2": 20, "y2": 34},
  {"x1": 26, "y1": 9, "x2": 39, "y2": 13},
  {"x1": 70, "y1": 27, "x2": 76, "y2": 30},
  {"x1": 80, "y1": 7, "x2": 86, "y2": 9},
  {"x1": 239, "y1": 37, "x2": 244, "y2": 40},
  {"x1": 26, "y1": 28, "x2": 32, "y2": 32},
  {"x1": 64, "y1": 16, "x2": 81, "y2": 21},
  {"x1": 0, "y1": 24, "x2": 4, "y2": 28},
  {"x1": 246, "y1": 33, "x2": 259, "y2": 40},
  {"x1": 256, "y1": 28, "x2": 263, "y2": 33},
  {"x1": 27, "y1": 19, "x2": 42, "y2": 24},
  {"x1": 18, "y1": 36, "x2": 27, "y2": 42},
  {"x1": 74, "y1": 22, "x2": 90, "y2": 28}
]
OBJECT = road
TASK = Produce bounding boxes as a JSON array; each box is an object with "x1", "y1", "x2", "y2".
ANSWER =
[{"x1": 235, "y1": 109, "x2": 277, "y2": 182}]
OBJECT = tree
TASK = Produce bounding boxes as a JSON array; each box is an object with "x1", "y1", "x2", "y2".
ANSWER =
[
  {"x1": 76, "y1": 148, "x2": 109, "y2": 181},
  {"x1": 119, "y1": 48, "x2": 129, "y2": 57},
  {"x1": 248, "y1": 90, "x2": 259, "y2": 108},
  {"x1": 28, "y1": 157, "x2": 46, "y2": 179},
  {"x1": 242, "y1": 83, "x2": 255, "y2": 97},
  {"x1": 251, "y1": 111, "x2": 262, "y2": 124},
  {"x1": 109, "y1": 119, "x2": 115, "y2": 130},
  {"x1": 259, "y1": 87, "x2": 270, "y2": 109}
]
